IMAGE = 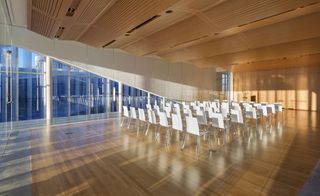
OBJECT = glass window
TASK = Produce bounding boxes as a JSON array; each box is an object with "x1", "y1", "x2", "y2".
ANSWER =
[
  {"x1": 109, "y1": 80, "x2": 118, "y2": 112},
  {"x1": 0, "y1": 45, "x2": 45, "y2": 122},
  {"x1": 52, "y1": 60, "x2": 69, "y2": 117}
]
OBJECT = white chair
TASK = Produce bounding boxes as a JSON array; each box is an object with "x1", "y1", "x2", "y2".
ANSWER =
[
  {"x1": 121, "y1": 106, "x2": 130, "y2": 127},
  {"x1": 230, "y1": 109, "x2": 244, "y2": 124},
  {"x1": 174, "y1": 103, "x2": 180, "y2": 114},
  {"x1": 183, "y1": 116, "x2": 205, "y2": 150},
  {"x1": 172, "y1": 113, "x2": 183, "y2": 132},
  {"x1": 267, "y1": 104, "x2": 275, "y2": 115},
  {"x1": 221, "y1": 107, "x2": 229, "y2": 120},
  {"x1": 164, "y1": 106, "x2": 171, "y2": 118},
  {"x1": 275, "y1": 103, "x2": 283, "y2": 120},
  {"x1": 196, "y1": 108, "x2": 209, "y2": 132},
  {"x1": 183, "y1": 108, "x2": 192, "y2": 117},
  {"x1": 157, "y1": 112, "x2": 171, "y2": 142},
  {"x1": 154, "y1": 105, "x2": 160, "y2": 115},
  {"x1": 211, "y1": 113, "x2": 225, "y2": 130},
  {"x1": 138, "y1": 108, "x2": 147, "y2": 132},
  {"x1": 145, "y1": 109, "x2": 157, "y2": 135},
  {"x1": 245, "y1": 105, "x2": 257, "y2": 120},
  {"x1": 275, "y1": 103, "x2": 283, "y2": 112},
  {"x1": 128, "y1": 107, "x2": 137, "y2": 129},
  {"x1": 183, "y1": 105, "x2": 190, "y2": 110},
  {"x1": 257, "y1": 105, "x2": 268, "y2": 118}
]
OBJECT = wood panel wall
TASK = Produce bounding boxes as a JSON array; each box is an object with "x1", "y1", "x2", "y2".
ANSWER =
[{"x1": 233, "y1": 66, "x2": 320, "y2": 111}]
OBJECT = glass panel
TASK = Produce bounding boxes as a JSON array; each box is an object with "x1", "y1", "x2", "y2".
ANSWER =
[
  {"x1": 90, "y1": 73, "x2": 106, "y2": 114},
  {"x1": 52, "y1": 60, "x2": 69, "y2": 117},
  {"x1": 18, "y1": 73, "x2": 44, "y2": 120},
  {"x1": 70, "y1": 66, "x2": 89, "y2": 116},
  {"x1": 109, "y1": 80, "x2": 118, "y2": 112},
  {"x1": 0, "y1": 45, "x2": 45, "y2": 122}
]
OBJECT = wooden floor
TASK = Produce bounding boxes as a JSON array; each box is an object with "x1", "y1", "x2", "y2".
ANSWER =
[{"x1": 1, "y1": 110, "x2": 320, "y2": 195}]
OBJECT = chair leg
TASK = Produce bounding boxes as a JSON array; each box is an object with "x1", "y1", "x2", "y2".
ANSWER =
[
  {"x1": 120, "y1": 117, "x2": 125, "y2": 127},
  {"x1": 155, "y1": 125, "x2": 161, "y2": 142},
  {"x1": 127, "y1": 118, "x2": 131, "y2": 129},
  {"x1": 137, "y1": 120, "x2": 140, "y2": 132},
  {"x1": 181, "y1": 132, "x2": 186, "y2": 150},
  {"x1": 208, "y1": 132, "x2": 214, "y2": 151},
  {"x1": 166, "y1": 128, "x2": 171, "y2": 144},
  {"x1": 145, "y1": 123, "x2": 150, "y2": 136},
  {"x1": 196, "y1": 135, "x2": 201, "y2": 151}
]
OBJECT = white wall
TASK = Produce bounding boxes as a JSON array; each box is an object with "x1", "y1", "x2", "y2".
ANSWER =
[{"x1": 0, "y1": 23, "x2": 216, "y2": 101}]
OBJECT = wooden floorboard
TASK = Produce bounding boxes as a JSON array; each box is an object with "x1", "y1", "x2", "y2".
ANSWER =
[{"x1": 1, "y1": 110, "x2": 319, "y2": 195}]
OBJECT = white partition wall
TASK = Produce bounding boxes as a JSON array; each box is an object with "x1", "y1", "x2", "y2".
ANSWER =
[{"x1": 0, "y1": 24, "x2": 217, "y2": 102}]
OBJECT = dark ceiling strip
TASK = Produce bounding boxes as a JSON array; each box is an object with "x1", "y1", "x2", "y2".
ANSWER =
[
  {"x1": 238, "y1": 2, "x2": 320, "y2": 27},
  {"x1": 127, "y1": 15, "x2": 160, "y2": 34},
  {"x1": 102, "y1": 40, "x2": 116, "y2": 48}
]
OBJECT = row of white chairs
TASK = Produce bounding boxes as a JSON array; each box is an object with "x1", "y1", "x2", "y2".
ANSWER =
[{"x1": 121, "y1": 100, "x2": 283, "y2": 150}]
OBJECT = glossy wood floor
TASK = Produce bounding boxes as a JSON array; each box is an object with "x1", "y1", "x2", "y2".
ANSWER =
[{"x1": 1, "y1": 110, "x2": 320, "y2": 195}]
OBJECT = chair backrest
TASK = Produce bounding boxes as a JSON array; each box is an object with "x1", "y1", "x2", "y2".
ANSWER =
[
  {"x1": 231, "y1": 109, "x2": 244, "y2": 124},
  {"x1": 164, "y1": 106, "x2": 171, "y2": 118},
  {"x1": 183, "y1": 105, "x2": 190, "y2": 110},
  {"x1": 275, "y1": 103, "x2": 283, "y2": 112},
  {"x1": 232, "y1": 103, "x2": 241, "y2": 111},
  {"x1": 253, "y1": 103, "x2": 261, "y2": 108},
  {"x1": 184, "y1": 108, "x2": 193, "y2": 117},
  {"x1": 138, "y1": 108, "x2": 146, "y2": 121},
  {"x1": 159, "y1": 112, "x2": 169, "y2": 127},
  {"x1": 207, "y1": 107, "x2": 214, "y2": 119},
  {"x1": 154, "y1": 105, "x2": 160, "y2": 115},
  {"x1": 211, "y1": 113, "x2": 225, "y2": 129},
  {"x1": 246, "y1": 107, "x2": 257, "y2": 119},
  {"x1": 186, "y1": 116, "x2": 200, "y2": 136},
  {"x1": 130, "y1": 107, "x2": 137, "y2": 119},
  {"x1": 197, "y1": 113, "x2": 208, "y2": 125},
  {"x1": 221, "y1": 107, "x2": 229, "y2": 118},
  {"x1": 147, "y1": 109, "x2": 154, "y2": 124},
  {"x1": 195, "y1": 108, "x2": 203, "y2": 116},
  {"x1": 267, "y1": 104, "x2": 275, "y2": 114},
  {"x1": 174, "y1": 103, "x2": 180, "y2": 113},
  {"x1": 123, "y1": 106, "x2": 129, "y2": 117},
  {"x1": 172, "y1": 113, "x2": 183, "y2": 132},
  {"x1": 221, "y1": 102, "x2": 229, "y2": 112},
  {"x1": 257, "y1": 105, "x2": 268, "y2": 116}
]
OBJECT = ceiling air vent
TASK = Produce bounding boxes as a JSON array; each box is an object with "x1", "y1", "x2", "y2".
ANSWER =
[
  {"x1": 170, "y1": 35, "x2": 209, "y2": 48},
  {"x1": 66, "y1": 0, "x2": 81, "y2": 17},
  {"x1": 127, "y1": 15, "x2": 160, "y2": 34},
  {"x1": 102, "y1": 40, "x2": 116, "y2": 48},
  {"x1": 54, "y1": 27, "x2": 65, "y2": 38}
]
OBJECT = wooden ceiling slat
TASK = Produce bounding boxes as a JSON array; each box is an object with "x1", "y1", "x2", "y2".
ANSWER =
[{"x1": 27, "y1": 0, "x2": 320, "y2": 71}]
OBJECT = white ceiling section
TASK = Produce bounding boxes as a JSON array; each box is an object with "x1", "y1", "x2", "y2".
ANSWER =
[{"x1": 6, "y1": 0, "x2": 320, "y2": 72}]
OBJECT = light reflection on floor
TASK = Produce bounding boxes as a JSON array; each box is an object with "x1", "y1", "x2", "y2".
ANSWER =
[{"x1": 0, "y1": 110, "x2": 319, "y2": 195}]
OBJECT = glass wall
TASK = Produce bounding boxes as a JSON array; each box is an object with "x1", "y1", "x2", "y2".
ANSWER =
[
  {"x1": 122, "y1": 84, "x2": 148, "y2": 109},
  {"x1": 0, "y1": 45, "x2": 45, "y2": 122},
  {"x1": 150, "y1": 93, "x2": 163, "y2": 108},
  {"x1": 109, "y1": 80, "x2": 118, "y2": 112},
  {"x1": 52, "y1": 60, "x2": 119, "y2": 118},
  {"x1": 217, "y1": 71, "x2": 231, "y2": 100},
  {"x1": 0, "y1": 44, "x2": 167, "y2": 123}
]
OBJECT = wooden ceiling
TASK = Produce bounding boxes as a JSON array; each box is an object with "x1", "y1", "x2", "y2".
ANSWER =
[{"x1": 27, "y1": 0, "x2": 320, "y2": 72}]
